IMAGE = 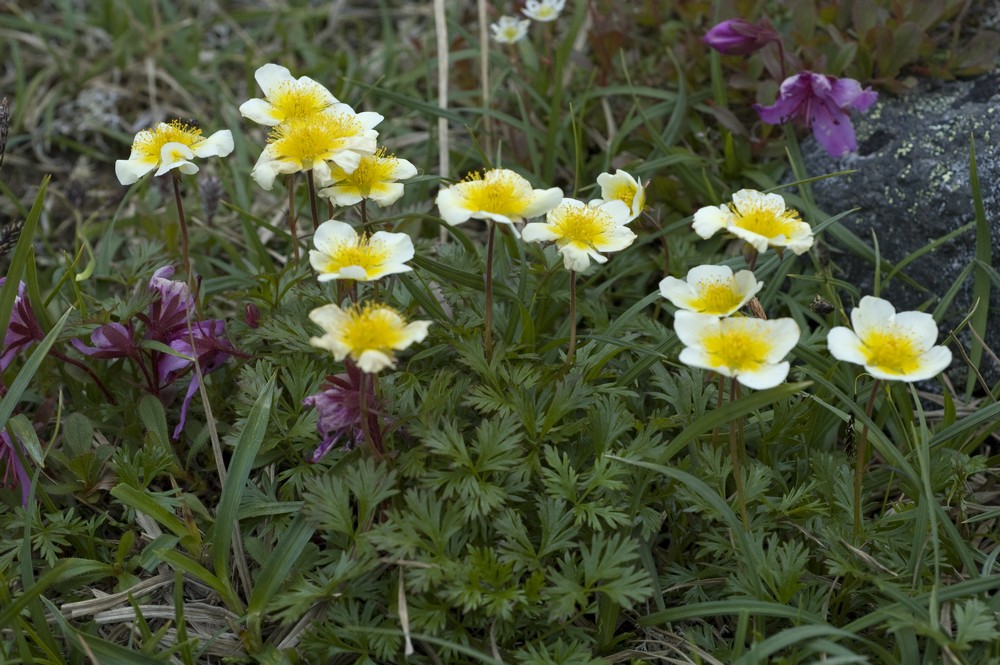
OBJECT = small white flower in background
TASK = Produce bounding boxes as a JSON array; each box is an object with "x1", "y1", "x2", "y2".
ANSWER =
[
  {"x1": 239, "y1": 63, "x2": 339, "y2": 126},
  {"x1": 309, "y1": 303, "x2": 430, "y2": 374},
  {"x1": 115, "y1": 120, "x2": 233, "y2": 185},
  {"x1": 827, "y1": 296, "x2": 952, "y2": 382},
  {"x1": 309, "y1": 220, "x2": 414, "y2": 282},
  {"x1": 693, "y1": 188, "x2": 813, "y2": 255},
  {"x1": 522, "y1": 0, "x2": 566, "y2": 22},
  {"x1": 674, "y1": 311, "x2": 800, "y2": 390},
  {"x1": 594, "y1": 169, "x2": 646, "y2": 222},
  {"x1": 435, "y1": 168, "x2": 562, "y2": 234},
  {"x1": 659, "y1": 265, "x2": 762, "y2": 317},
  {"x1": 250, "y1": 105, "x2": 382, "y2": 190},
  {"x1": 318, "y1": 147, "x2": 417, "y2": 207},
  {"x1": 490, "y1": 16, "x2": 530, "y2": 44},
  {"x1": 522, "y1": 199, "x2": 636, "y2": 272}
]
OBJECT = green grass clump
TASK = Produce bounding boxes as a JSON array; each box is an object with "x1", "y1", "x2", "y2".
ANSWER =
[{"x1": 2, "y1": 1, "x2": 1000, "y2": 664}]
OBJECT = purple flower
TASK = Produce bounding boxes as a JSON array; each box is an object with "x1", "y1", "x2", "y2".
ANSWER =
[
  {"x1": 143, "y1": 266, "x2": 195, "y2": 344},
  {"x1": 157, "y1": 319, "x2": 236, "y2": 439},
  {"x1": 753, "y1": 71, "x2": 878, "y2": 157},
  {"x1": 1, "y1": 429, "x2": 30, "y2": 507},
  {"x1": 704, "y1": 18, "x2": 780, "y2": 56},
  {"x1": 302, "y1": 362, "x2": 380, "y2": 462},
  {"x1": 0, "y1": 277, "x2": 46, "y2": 372},
  {"x1": 71, "y1": 322, "x2": 137, "y2": 359}
]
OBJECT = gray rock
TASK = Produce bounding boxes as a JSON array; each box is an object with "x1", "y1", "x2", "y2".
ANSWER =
[{"x1": 801, "y1": 72, "x2": 1000, "y2": 388}]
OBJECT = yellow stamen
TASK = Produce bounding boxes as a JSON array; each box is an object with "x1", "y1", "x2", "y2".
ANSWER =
[
  {"x1": 458, "y1": 170, "x2": 532, "y2": 217},
  {"x1": 319, "y1": 236, "x2": 391, "y2": 278},
  {"x1": 268, "y1": 81, "x2": 331, "y2": 121},
  {"x1": 548, "y1": 205, "x2": 613, "y2": 249},
  {"x1": 690, "y1": 278, "x2": 744, "y2": 315},
  {"x1": 269, "y1": 112, "x2": 363, "y2": 163},
  {"x1": 702, "y1": 323, "x2": 771, "y2": 372},
  {"x1": 133, "y1": 120, "x2": 202, "y2": 160},
  {"x1": 731, "y1": 202, "x2": 800, "y2": 239},
  {"x1": 862, "y1": 329, "x2": 923, "y2": 376},
  {"x1": 608, "y1": 182, "x2": 637, "y2": 210},
  {"x1": 339, "y1": 304, "x2": 406, "y2": 354},
  {"x1": 337, "y1": 147, "x2": 399, "y2": 195}
]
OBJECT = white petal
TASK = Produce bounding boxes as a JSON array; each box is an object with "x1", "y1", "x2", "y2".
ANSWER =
[
  {"x1": 687, "y1": 264, "x2": 734, "y2": 284},
  {"x1": 357, "y1": 349, "x2": 395, "y2": 373},
  {"x1": 737, "y1": 361, "x2": 790, "y2": 390},
  {"x1": 733, "y1": 270, "x2": 763, "y2": 298},
  {"x1": 355, "y1": 111, "x2": 384, "y2": 131},
  {"x1": 522, "y1": 187, "x2": 564, "y2": 219},
  {"x1": 115, "y1": 157, "x2": 157, "y2": 185},
  {"x1": 728, "y1": 226, "x2": 771, "y2": 254},
  {"x1": 337, "y1": 266, "x2": 368, "y2": 280},
  {"x1": 239, "y1": 98, "x2": 280, "y2": 126},
  {"x1": 369, "y1": 182, "x2": 405, "y2": 207},
  {"x1": 893, "y1": 311, "x2": 940, "y2": 350},
  {"x1": 398, "y1": 320, "x2": 432, "y2": 347},
  {"x1": 910, "y1": 345, "x2": 952, "y2": 380},
  {"x1": 390, "y1": 158, "x2": 418, "y2": 180},
  {"x1": 328, "y1": 150, "x2": 361, "y2": 174},
  {"x1": 192, "y1": 129, "x2": 234, "y2": 158},
  {"x1": 692, "y1": 205, "x2": 728, "y2": 239},
  {"x1": 764, "y1": 318, "x2": 801, "y2": 361},
  {"x1": 673, "y1": 310, "x2": 719, "y2": 348},
  {"x1": 436, "y1": 187, "x2": 472, "y2": 226},
  {"x1": 309, "y1": 303, "x2": 349, "y2": 330},
  {"x1": 521, "y1": 222, "x2": 559, "y2": 243},
  {"x1": 313, "y1": 220, "x2": 358, "y2": 254},
  {"x1": 659, "y1": 276, "x2": 697, "y2": 309},
  {"x1": 852, "y1": 296, "x2": 897, "y2": 340},
  {"x1": 678, "y1": 347, "x2": 727, "y2": 376},
  {"x1": 596, "y1": 225, "x2": 637, "y2": 253},
  {"x1": 558, "y1": 245, "x2": 593, "y2": 272},
  {"x1": 255, "y1": 63, "x2": 293, "y2": 97},
  {"x1": 827, "y1": 327, "x2": 867, "y2": 365},
  {"x1": 372, "y1": 231, "x2": 415, "y2": 263}
]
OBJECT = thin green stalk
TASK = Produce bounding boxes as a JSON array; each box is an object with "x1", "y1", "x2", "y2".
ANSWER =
[
  {"x1": 484, "y1": 221, "x2": 496, "y2": 359},
  {"x1": 853, "y1": 379, "x2": 881, "y2": 538},
  {"x1": 171, "y1": 174, "x2": 191, "y2": 278},
  {"x1": 306, "y1": 169, "x2": 321, "y2": 233},
  {"x1": 729, "y1": 377, "x2": 749, "y2": 527},
  {"x1": 287, "y1": 172, "x2": 299, "y2": 262},
  {"x1": 566, "y1": 270, "x2": 577, "y2": 365}
]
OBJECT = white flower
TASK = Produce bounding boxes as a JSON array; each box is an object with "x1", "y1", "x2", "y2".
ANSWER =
[
  {"x1": 692, "y1": 189, "x2": 813, "y2": 255},
  {"x1": 239, "y1": 63, "x2": 338, "y2": 126},
  {"x1": 435, "y1": 168, "x2": 562, "y2": 235},
  {"x1": 309, "y1": 220, "x2": 414, "y2": 282},
  {"x1": 318, "y1": 147, "x2": 417, "y2": 207},
  {"x1": 491, "y1": 16, "x2": 530, "y2": 43},
  {"x1": 593, "y1": 169, "x2": 646, "y2": 222},
  {"x1": 115, "y1": 120, "x2": 233, "y2": 185},
  {"x1": 522, "y1": 199, "x2": 635, "y2": 271},
  {"x1": 674, "y1": 311, "x2": 800, "y2": 390},
  {"x1": 250, "y1": 105, "x2": 382, "y2": 190},
  {"x1": 659, "y1": 265, "x2": 762, "y2": 316},
  {"x1": 522, "y1": 0, "x2": 566, "y2": 22},
  {"x1": 309, "y1": 303, "x2": 430, "y2": 374},
  {"x1": 827, "y1": 296, "x2": 952, "y2": 382}
]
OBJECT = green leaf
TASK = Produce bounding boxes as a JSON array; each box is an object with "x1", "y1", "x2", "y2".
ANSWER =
[{"x1": 0, "y1": 176, "x2": 49, "y2": 346}]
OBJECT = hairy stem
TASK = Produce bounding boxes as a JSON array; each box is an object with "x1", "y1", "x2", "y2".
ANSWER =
[
  {"x1": 171, "y1": 175, "x2": 191, "y2": 278},
  {"x1": 853, "y1": 379, "x2": 881, "y2": 538},
  {"x1": 287, "y1": 172, "x2": 299, "y2": 262}
]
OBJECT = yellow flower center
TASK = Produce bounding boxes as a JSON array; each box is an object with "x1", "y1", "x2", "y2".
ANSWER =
[
  {"x1": 133, "y1": 120, "x2": 202, "y2": 160},
  {"x1": 862, "y1": 328, "x2": 923, "y2": 376},
  {"x1": 690, "y1": 278, "x2": 744, "y2": 315},
  {"x1": 548, "y1": 204, "x2": 613, "y2": 249},
  {"x1": 318, "y1": 236, "x2": 391, "y2": 278},
  {"x1": 731, "y1": 203, "x2": 800, "y2": 240},
  {"x1": 702, "y1": 321, "x2": 771, "y2": 372},
  {"x1": 499, "y1": 25, "x2": 522, "y2": 40},
  {"x1": 340, "y1": 148, "x2": 399, "y2": 195},
  {"x1": 339, "y1": 305, "x2": 406, "y2": 356},
  {"x1": 608, "y1": 182, "x2": 638, "y2": 210},
  {"x1": 268, "y1": 81, "x2": 332, "y2": 122},
  {"x1": 269, "y1": 112, "x2": 363, "y2": 164},
  {"x1": 458, "y1": 170, "x2": 532, "y2": 217},
  {"x1": 534, "y1": 6, "x2": 557, "y2": 18}
]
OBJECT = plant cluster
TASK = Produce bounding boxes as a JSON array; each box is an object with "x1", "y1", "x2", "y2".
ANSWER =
[{"x1": 1, "y1": 2, "x2": 999, "y2": 664}]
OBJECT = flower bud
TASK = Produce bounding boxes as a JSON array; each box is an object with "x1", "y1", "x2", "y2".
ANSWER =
[{"x1": 703, "y1": 18, "x2": 780, "y2": 56}]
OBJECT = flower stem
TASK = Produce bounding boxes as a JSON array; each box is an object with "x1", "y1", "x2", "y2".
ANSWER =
[
  {"x1": 484, "y1": 221, "x2": 496, "y2": 360},
  {"x1": 360, "y1": 199, "x2": 368, "y2": 229},
  {"x1": 730, "y1": 377, "x2": 749, "y2": 527},
  {"x1": 853, "y1": 379, "x2": 881, "y2": 539},
  {"x1": 566, "y1": 270, "x2": 577, "y2": 366},
  {"x1": 358, "y1": 371, "x2": 384, "y2": 461},
  {"x1": 51, "y1": 350, "x2": 116, "y2": 404},
  {"x1": 171, "y1": 174, "x2": 191, "y2": 278},
  {"x1": 287, "y1": 173, "x2": 299, "y2": 262},
  {"x1": 306, "y1": 169, "x2": 321, "y2": 233}
]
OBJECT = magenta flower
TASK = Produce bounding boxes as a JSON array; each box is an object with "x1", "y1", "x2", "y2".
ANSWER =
[
  {"x1": 71, "y1": 322, "x2": 138, "y2": 360},
  {"x1": 142, "y1": 266, "x2": 195, "y2": 344},
  {"x1": 1, "y1": 429, "x2": 30, "y2": 506},
  {"x1": 1, "y1": 277, "x2": 46, "y2": 372},
  {"x1": 302, "y1": 362, "x2": 381, "y2": 462},
  {"x1": 753, "y1": 71, "x2": 878, "y2": 157},
  {"x1": 703, "y1": 18, "x2": 780, "y2": 56}
]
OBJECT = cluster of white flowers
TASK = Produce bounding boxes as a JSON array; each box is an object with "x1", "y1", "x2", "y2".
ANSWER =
[{"x1": 491, "y1": 0, "x2": 567, "y2": 44}]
